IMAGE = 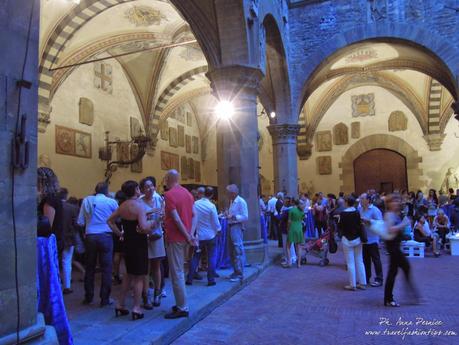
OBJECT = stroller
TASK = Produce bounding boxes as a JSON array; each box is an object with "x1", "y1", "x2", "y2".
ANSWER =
[{"x1": 300, "y1": 230, "x2": 331, "y2": 266}]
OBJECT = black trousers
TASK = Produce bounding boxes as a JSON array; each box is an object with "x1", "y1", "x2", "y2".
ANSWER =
[
  {"x1": 315, "y1": 219, "x2": 326, "y2": 237},
  {"x1": 384, "y1": 241, "x2": 418, "y2": 303},
  {"x1": 269, "y1": 214, "x2": 278, "y2": 240},
  {"x1": 362, "y1": 243, "x2": 383, "y2": 284}
]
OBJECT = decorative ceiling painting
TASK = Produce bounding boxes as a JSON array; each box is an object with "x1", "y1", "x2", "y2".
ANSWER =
[{"x1": 125, "y1": 5, "x2": 168, "y2": 27}]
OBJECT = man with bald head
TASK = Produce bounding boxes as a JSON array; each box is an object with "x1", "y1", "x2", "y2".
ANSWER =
[{"x1": 163, "y1": 170, "x2": 197, "y2": 319}]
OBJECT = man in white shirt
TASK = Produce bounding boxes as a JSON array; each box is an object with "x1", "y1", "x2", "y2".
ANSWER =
[
  {"x1": 186, "y1": 187, "x2": 221, "y2": 286},
  {"x1": 267, "y1": 194, "x2": 279, "y2": 240},
  {"x1": 226, "y1": 184, "x2": 248, "y2": 282},
  {"x1": 77, "y1": 182, "x2": 119, "y2": 306}
]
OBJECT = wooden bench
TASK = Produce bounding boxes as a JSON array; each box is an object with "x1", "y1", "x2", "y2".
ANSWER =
[{"x1": 401, "y1": 240, "x2": 425, "y2": 258}]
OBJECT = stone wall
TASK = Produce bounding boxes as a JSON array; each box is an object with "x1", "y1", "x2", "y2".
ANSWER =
[
  {"x1": 0, "y1": 0, "x2": 46, "y2": 341},
  {"x1": 39, "y1": 58, "x2": 204, "y2": 198},
  {"x1": 298, "y1": 85, "x2": 459, "y2": 195},
  {"x1": 288, "y1": 0, "x2": 459, "y2": 112}
]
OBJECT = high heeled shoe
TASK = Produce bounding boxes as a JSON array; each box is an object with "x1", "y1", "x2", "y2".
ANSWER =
[
  {"x1": 131, "y1": 311, "x2": 144, "y2": 320},
  {"x1": 115, "y1": 307, "x2": 129, "y2": 317}
]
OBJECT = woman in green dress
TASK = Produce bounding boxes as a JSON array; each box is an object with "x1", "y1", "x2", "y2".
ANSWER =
[{"x1": 283, "y1": 199, "x2": 305, "y2": 268}]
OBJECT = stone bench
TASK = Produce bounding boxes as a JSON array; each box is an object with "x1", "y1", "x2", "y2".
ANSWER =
[{"x1": 401, "y1": 240, "x2": 425, "y2": 258}]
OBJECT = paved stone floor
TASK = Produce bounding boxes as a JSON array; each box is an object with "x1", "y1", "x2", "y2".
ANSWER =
[{"x1": 174, "y1": 244, "x2": 459, "y2": 345}]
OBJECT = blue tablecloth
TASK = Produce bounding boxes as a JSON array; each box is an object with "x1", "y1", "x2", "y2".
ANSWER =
[
  {"x1": 441, "y1": 205, "x2": 454, "y2": 220},
  {"x1": 304, "y1": 209, "x2": 316, "y2": 238},
  {"x1": 37, "y1": 235, "x2": 73, "y2": 345},
  {"x1": 216, "y1": 216, "x2": 268, "y2": 269}
]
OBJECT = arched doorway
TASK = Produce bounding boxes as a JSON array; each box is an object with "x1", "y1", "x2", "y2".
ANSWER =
[{"x1": 354, "y1": 149, "x2": 407, "y2": 194}]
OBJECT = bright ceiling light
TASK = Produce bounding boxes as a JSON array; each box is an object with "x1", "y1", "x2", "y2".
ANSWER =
[
  {"x1": 215, "y1": 100, "x2": 234, "y2": 120},
  {"x1": 269, "y1": 111, "x2": 276, "y2": 119}
]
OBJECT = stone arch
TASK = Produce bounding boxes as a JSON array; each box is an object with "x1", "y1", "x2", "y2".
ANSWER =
[
  {"x1": 295, "y1": 23, "x2": 459, "y2": 116},
  {"x1": 149, "y1": 66, "x2": 208, "y2": 140},
  {"x1": 340, "y1": 134, "x2": 423, "y2": 193},
  {"x1": 261, "y1": 14, "x2": 292, "y2": 123},
  {"x1": 38, "y1": 0, "x2": 220, "y2": 122},
  {"x1": 300, "y1": 71, "x2": 427, "y2": 145}
]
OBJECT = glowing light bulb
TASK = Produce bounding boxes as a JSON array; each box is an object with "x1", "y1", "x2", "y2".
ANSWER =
[
  {"x1": 270, "y1": 111, "x2": 276, "y2": 119},
  {"x1": 215, "y1": 100, "x2": 234, "y2": 120}
]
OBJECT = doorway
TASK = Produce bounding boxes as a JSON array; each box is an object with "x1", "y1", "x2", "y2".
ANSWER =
[{"x1": 353, "y1": 149, "x2": 407, "y2": 195}]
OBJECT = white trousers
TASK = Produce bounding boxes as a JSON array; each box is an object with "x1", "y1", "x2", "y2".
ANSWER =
[
  {"x1": 342, "y1": 237, "x2": 366, "y2": 287},
  {"x1": 282, "y1": 234, "x2": 297, "y2": 263},
  {"x1": 61, "y1": 246, "x2": 74, "y2": 289}
]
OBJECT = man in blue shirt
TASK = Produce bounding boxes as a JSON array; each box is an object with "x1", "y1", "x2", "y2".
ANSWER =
[{"x1": 359, "y1": 193, "x2": 383, "y2": 287}]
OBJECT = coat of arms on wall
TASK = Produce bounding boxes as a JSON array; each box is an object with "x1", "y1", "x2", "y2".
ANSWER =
[
  {"x1": 130, "y1": 144, "x2": 142, "y2": 173},
  {"x1": 188, "y1": 157, "x2": 195, "y2": 179},
  {"x1": 185, "y1": 135, "x2": 191, "y2": 153},
  {"x1": 124, "y1": 6, "x2": 167, "y2": 27},
  {"x1": 94, "y1": 62, "x2": 113, "y2": 94},
  {"x1": 169, "y1": 127, "x2": 178, "y2": 148},
  {"x1": 315, "y1": 131, "x2": 332, "y2": 152},
  {"x1": 388, "y1": 111, "x2": 407, "y2": 132},
  {"x1": 351, "y1": 93, "x2": 375, "y2": 117},
  {"x1": 177, "y1": 125, "x2": 185, "y2": 147},
  {"x1": 181, "y1": 156, "x2": 188, "y2": 179},
  {"x1": 160, "y1": 119, "x2": 168, "y2": 140},
  {"x1": 160, "y1": 151, "x2": 179, "y2": 171},
  {"x1": 333, "y1": 123, "x2": 349, "y2": 145},
  {"x1": 55, "y1": 125, "x2": 92, "y2": 159},
  {"x1": 175, "y1": 107, "x2": 186, "y2": 124},
  {"x1": 351, "y1": 122, "x2": 361, "y2": 139},
  {"x1": 192, "y1": 136, "x2": 199, "y2": 154},
  {"x1": 186, "y1": 112, "x2": 192, "y2": 127},
  {"x1": 194, "y1": 160, "x2": 201, "y2": 182},
  {"x1": 317, "y1": 156, "x2": 332, "y2": 175},
  {"x1": 79, "y1": 98, "x2": 94, "y2": 126}
]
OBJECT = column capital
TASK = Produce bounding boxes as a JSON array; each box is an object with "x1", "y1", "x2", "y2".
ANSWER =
[
  {"x1": 267, "y1": 124, "x2": 301, "y2": 142},
  {"x1": 423, "y1": 133, "x2": 446, "y2": 151},
  {"x1": 206, "y1": 65, "x2": 264, "y2": 99}
]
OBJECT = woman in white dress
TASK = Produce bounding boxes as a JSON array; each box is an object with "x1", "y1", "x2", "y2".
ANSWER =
[{"x1": 140, "y1": 176, "x2": 166, "y2": 308}]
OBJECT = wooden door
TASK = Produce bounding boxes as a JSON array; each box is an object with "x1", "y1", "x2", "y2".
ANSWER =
[{"x1": 353, "y1": 149, "x2": 407, "y2": 195}]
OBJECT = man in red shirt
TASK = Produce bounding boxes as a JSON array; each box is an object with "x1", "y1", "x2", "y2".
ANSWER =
[{"x1": 163, "y1": 170, "x2": 197, "y2": 319}]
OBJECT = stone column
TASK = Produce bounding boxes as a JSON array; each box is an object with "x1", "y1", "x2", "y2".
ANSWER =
[
  {"x1": 268, "y1": 124, "x2": 301, "y2": 197},
  {"x1": 207, "y1": 65, "x2": 266, "y2": 264},
  {"x1": 0, "y1": 0, "x2": 57, "y2": 343}
]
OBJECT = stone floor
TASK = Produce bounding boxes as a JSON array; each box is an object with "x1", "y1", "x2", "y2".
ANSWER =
[
  {"x1": 64, "y1": 244, "x2": 281, "y2": 345},
  {"x1": 174, "y1": 244, "x2": 459, "y2": 345}
]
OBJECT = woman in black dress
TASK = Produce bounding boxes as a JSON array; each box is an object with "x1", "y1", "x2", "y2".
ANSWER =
[{"x1": 107, "y1": 180, "x2": 159, "y2": 320}]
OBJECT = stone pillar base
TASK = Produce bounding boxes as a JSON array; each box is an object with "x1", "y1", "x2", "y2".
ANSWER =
[
  {"x1": 0, "y1": 314, "x2": 58, "y2": 345},
  {"x1": 244, "y1": 239, "x2": 267, "y2": 265}
]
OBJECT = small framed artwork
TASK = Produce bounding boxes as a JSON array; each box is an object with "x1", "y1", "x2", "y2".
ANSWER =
[
  {"x1": 186, "y1": 112, "x2": 192, "y2": 127},
  {"x1": 55, "y1": 125, "x2": 92, "y2": 159},
  {"x1": 181, "y1": 156, "x2": 188, "y2": 178},
  {"x1": 160, "y1": 119, "x2": 169, "y2": 140},
  {"x1": 161, "y1": 151, "x2": 180, "y2": 171},
  {"x1": 188, "y1": 157, "x2": 195, "y2": 179},
  {"x1": 130, "y1": 144, "x2": 142, "y2": 173},
  {"x1": 192, "y1": 136, "x2": 199, "y2": 154},
  {"x1": 185, "y1": 135, "x2": 191, "y2": 153},
  {"x1": 194, "y1": 160, "x2": 201, "y2": 182},
  {"x1": 177, "y1": 125, "x2": 185, "y2": 147},
  {"x1": 169, "y1": 127, "x2": 178, "y2": 148}
]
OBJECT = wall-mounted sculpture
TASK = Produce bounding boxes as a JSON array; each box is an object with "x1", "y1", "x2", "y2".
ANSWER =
[
  {"x1": 351, "y1": 122, "x2": 361, "y2": 139},
  {"x1": 388, "y1": 110, "x2": 407, "y2": 132},
  {"x1": 316, "y1": 131, "x2": 332, "y2": 152},
  {"x1": 317, "y1": 156, "x2": 332, "y2": 175},
  {"x1": 79, "y1": 97, "x2": 94, "y2": 126},
  {"x1": 351, "y1": 93, "x2": 375, "y2": 117},
  {"x1": 333, "y1": 123, "x2": 349, "y2": 145}
]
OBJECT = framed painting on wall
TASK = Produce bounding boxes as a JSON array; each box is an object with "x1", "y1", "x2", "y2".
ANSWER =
[
  {"x1": 185, "y1": 135, "x2": 191, "y2": 153},
  {"x1": 55, "y1": 125, "x2": 92, "y2": 159},
  {"x1": 192, "y1": 136, "x2": 199, "y2": 154},
  {"x1": 177, "y1": 125, "x2": 185, "y2": 147},
  {"x1": 169, "y1": 127, "x2": 178, "y2": 148},
  {"x1": 160, "y1": 119, "x2": 169, "y2": 140},
  {"x1": 160, "y1": 151, "x2": 180, "y2": 171},
  {"x1": 187, "y1": 157, "x2": 195, "y2": 179},
  {"x1": 194, "y1": 160, "x2": 201, "y2": 182}
]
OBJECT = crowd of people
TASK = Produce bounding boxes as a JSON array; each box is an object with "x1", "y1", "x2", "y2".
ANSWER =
[
  {"x1": 37, "y1": 163, "x2": 459, "y2": 317},
  {"x1": 260, "y1": 188, "x2": 459, "y2": 306},
  {"x1": 37, "y1": 167, "x2": 248, "y2": 321}
]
